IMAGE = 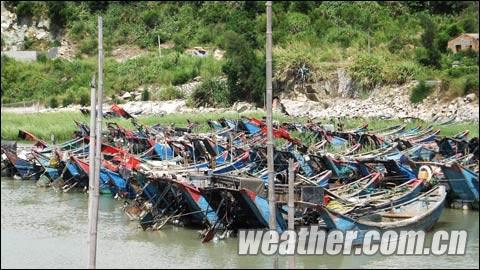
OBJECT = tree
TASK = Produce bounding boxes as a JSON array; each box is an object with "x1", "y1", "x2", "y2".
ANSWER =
[
  {"x1": 46, "y1": 1, "x2": 69, "y2": 34},
  {"x1": 87, "y1": 1, "x2": 109, "y2": 12},
  {"x1": 418, "y1": 14, "x2": 441, "y2": 67},
  {"x1": 289, "y1": 1, "x2": 316, "y2": 14},
  {"x1": 141, "y1": 89, "x2": 150, "y2": 101},
  {"x1": 222, "y1": 31, "x2": 265, "y2": 106}
]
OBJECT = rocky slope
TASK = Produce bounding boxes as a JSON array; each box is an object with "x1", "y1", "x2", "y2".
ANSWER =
[
  {"x1": 1, "y1": 2, "x2": 52, "y2": 51},
  {"x1": 280, "y1": 82, "x2": 478, "y2": 122}
]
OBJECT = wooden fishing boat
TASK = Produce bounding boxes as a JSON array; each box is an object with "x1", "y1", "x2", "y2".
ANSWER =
[
  {"x1": 316, "y1": 185, "x2": 447, "y2": 245},
  {"x1": 440, "y1": 161, "x2": 479, "y2": 209},
  {"x1": 376, "y1": 124, "x2": 407, "y2": 137},
  {"x1": 436, "y1": 114, "x2": 456, "y2": 126},
  {"x1": 347, "y1": 142, "x2": 399, "y2": 160},
  {"x1": 197, "y1": 175, "x2": 287, "y2": 238},
  {"x1": 174, "y1": 180, "x2": 219, "y2": 227},
  {"x1": 2, "y1": 149, "x2": 43, "y2": 180},
  {"x1": 31, "y1": 151, "x2": 62, "y2": 181},
  {"x1": 324, "y1": 178, "x2": 425, "y2": 215},
  {"x1": 328, "y1": 172, "x2": 381, "y2": 198}
]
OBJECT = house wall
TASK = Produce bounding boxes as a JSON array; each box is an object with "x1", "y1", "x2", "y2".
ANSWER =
[
  {"x1": 447, "y1": 36, "x2": 479, "y2": 52},
  {"x1": 1, "y1": 50, "x2": 38, "y2": 61}
]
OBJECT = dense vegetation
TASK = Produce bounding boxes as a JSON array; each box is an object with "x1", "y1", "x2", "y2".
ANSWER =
[{"x1": 1, "y1": 1, "x2": 479, "y2": 107}]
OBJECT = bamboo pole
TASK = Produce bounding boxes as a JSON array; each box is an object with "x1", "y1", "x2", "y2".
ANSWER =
[
  {"x1": 288, "y1": 159, "x2": 295, "y2": 269},
  {"x1": 87, "y1": 16, "x2": 103, "y2": 269},
  {"x1": 266, "y1": 1, "x2": 277, "y2": 269},
  {"x1": 86, "y1": 76, "x2": 97, "y2": 268}
]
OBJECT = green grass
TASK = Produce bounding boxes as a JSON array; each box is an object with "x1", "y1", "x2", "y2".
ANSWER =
[
  {"x1": 0, "y1": 111, "x2": 284, "y2": 142},
  {"x1": 1, "y1": 50, "x2": 224, "y2": 105},
  {"x1": 1, "y1": 112, "x2": 478, "y2": 143}
]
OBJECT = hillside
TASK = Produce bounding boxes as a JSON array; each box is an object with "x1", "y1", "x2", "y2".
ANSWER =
[{"x1": 1, "y1": 1, "x2": 479, "y2": 108}]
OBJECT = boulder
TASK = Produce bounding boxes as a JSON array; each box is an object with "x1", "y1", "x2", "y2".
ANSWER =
[
  {"x1": 213, "y1": 49, "x2": 225, "y2": 60},
  {"x1": 337, "y1": 68, "x2": 356, "y2": 98},
  {"x1": 465, "y1": 93, "x2": 477, "y2": 103},
  {"x1": 233, "y1": 102, "x2": 254, "y2": 113},
  {"x1": 121, "y1": 92, "x2": 132, "y2": 100},
  {"x1": 37, "y1": 19, "x2": 50, "y2": 30}
]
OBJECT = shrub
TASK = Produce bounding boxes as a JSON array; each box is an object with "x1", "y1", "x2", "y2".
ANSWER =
[
  {"x1": 79, "y1": 38, "x2": 97, "y2": 55},
  {"x1": 62, "y1": 93, "x2": 75, "y2": 107},
  {"x1": 284, "y1": 12, "x2": 311, "y2": 34},
  {"x1": 410, "y1": 80, "x2": 433, "y2": 103},
  {"x1": 447, "y1": 66, "x2": 479, "y2": 78},
  {"x1": 189, "y1": 78, "x2": 229, "y2": 107},
  {"x1": 142, "y1": 10, "x2": 160, "y2": 28},
  {"x1": 69, "y1": 21, "x2": 86, "y2": 39},
  {"x1": 141, "y1": 89, "x2": 150, "y2": 101},
  {"x1": 79, "y1": 92, "x2": 90, "y2": 106},
  {"x1": 418, "y1": 15, "x2": 441, "y2": 68},
  {"x1": 463, "y1": 75, "x2": 479, "y2": 95},
  {"x1": 46, "y1": 1, "x2": 68, "y2": 30},
  {"x1": 222, "y1": 31, "x2": 265, "y2": 106},
  {"x1": 111, "y1": 94, "x2": 123, "y2": 105},
  {"x1": 386, "y1": 62, "x2": 419, "y2": 84},
  {"x1": 388, "y1": 35, "x2": 407, "y2": 53},
  {"x1": 52, "y1": 40, "x2": 61, "y2": 47},
  {"x1": 173, "y1": 34, "x2": 187, "y2": 52},
  {"x1": 158, "y1": 85, "x2": 184, "y2": 100},
  {"x1": 440, "y1": 79, "x2": 450, "y2": 92},
  {"x1": 172, "y1": 69, "x2": 192, "y2": 85},
  {"x1": 23, "y1": 37, "x2": 34, "y2": 50},
  {"x1": 16, "y1": 2, "x2": 34, "y2": 18},
  {"x1": 348, "y1": 53, "x2": 384, "y2": 90},
  {"x1": 461, "y1": 17, "x2": 477, "y2": 33},
  {"x1": 37, "y1": 52, "x2": 47, "y2": 63},
  {"x1": 49, "y1": 97, "x2": 59, "y2": 108}
]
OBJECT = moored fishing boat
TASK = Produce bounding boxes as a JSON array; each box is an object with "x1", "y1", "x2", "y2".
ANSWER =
[{"x1": 316, "y1": 185, "x2": 447, "y2": 245}]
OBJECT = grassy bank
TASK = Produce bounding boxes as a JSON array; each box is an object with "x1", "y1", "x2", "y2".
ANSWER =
[{"x1": 1, "y1": 111, "x2": 478, "y2": 143}]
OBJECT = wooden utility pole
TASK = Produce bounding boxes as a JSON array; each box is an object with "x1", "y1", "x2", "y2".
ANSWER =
[
  {"x1": 266, "y1": 1, "x2": 277, "y2": 269},
  {"x1": 288, "y1": 159, "x2": 295, "y2": 269},
  {"x1": 87, "y1": 16, "x2": 103, "y2": 269}
]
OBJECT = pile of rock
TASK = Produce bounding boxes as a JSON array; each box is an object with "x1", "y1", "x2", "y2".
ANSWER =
[
  {"x1": 1, "y1": 2, "x2": 53, "y2": 51},
  {"x1": 280, "y1": 81, "x2": 479, "y2": 122}
]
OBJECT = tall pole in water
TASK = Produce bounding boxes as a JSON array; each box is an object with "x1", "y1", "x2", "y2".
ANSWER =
[
  {"x1": 87, "y1": 73, "x2": 97, "y2": 269},
  {"x1": 87, "y1": 16, "x2": 103, "y2": 269},
  {"x1": 266, "y1": 1, "x2": 277, "y2": 268}
]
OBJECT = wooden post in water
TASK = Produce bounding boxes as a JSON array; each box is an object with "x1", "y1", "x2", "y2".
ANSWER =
[
  {"x1": 288, "y1": 158, "x2": 296, "y2": 269},
  {"x1": 87, "y1": 16, "x2": 103, "y2": 269},
  {"x1": 266, "y1": 1, "x2": 277, "y2": 269},
  {"x1": 87, "y1": 75, "x2": 97, "y2": 268}
]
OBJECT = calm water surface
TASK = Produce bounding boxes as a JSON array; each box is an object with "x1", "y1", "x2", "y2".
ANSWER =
[{"x1": 1, "y1": 178, "x2": 479, "y2": 269}]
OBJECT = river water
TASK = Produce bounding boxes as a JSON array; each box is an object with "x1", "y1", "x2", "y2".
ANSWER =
[{"x1": 1, "y1": 177, "x2": 478, "y2": 269}]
